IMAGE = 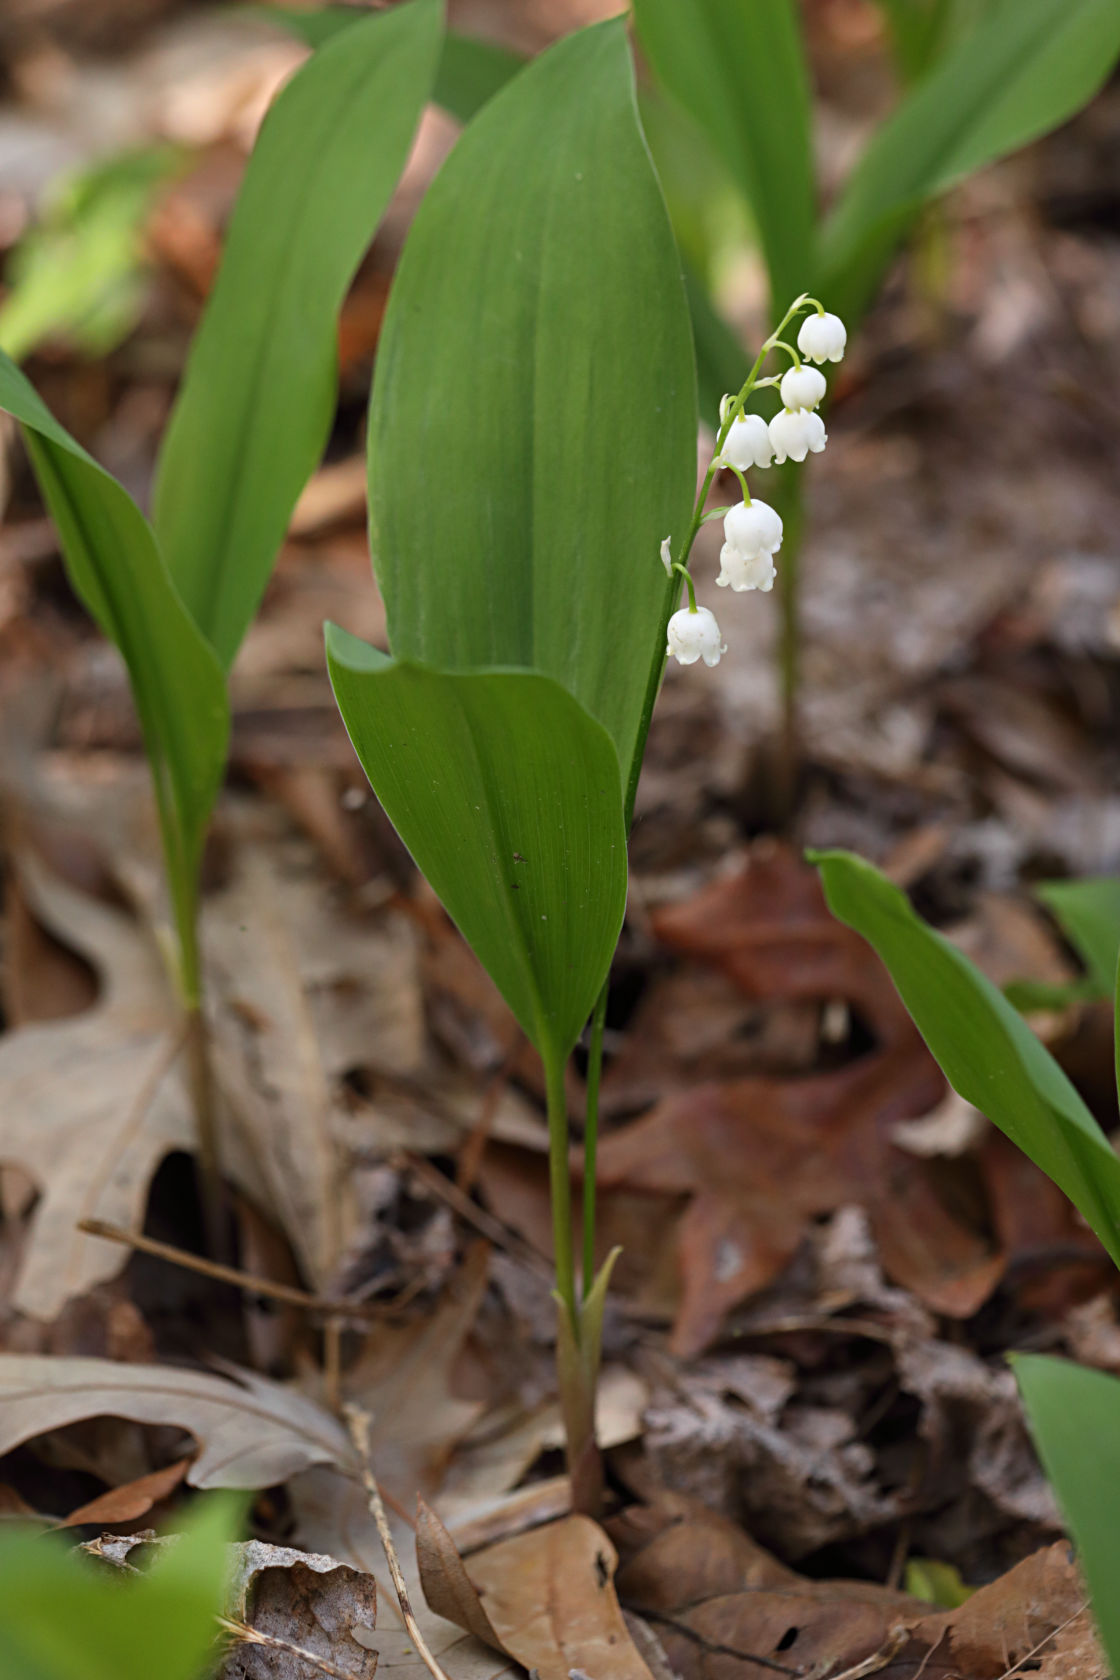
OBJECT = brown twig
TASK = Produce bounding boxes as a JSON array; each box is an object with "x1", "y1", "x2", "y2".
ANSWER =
[
  {"x1": 77, "y1": 1219, "x2": 382, "y2": 1321},
  {"x1": 344, "y1": 1405, "x2": 452, "y2": 1680},
  {"x1": 397, "y1": 1150, "x2": 553, "y2": 1279},
  {"x1": 218, "y1": 1614, "x2": 365, "y2": 1679},
  {"x1": 817, "y1": 1625, "x2": 909, "y2": 1680},
  {"x1": 992, "y1": 1602, "x2": 1091, "y2": 1680}
]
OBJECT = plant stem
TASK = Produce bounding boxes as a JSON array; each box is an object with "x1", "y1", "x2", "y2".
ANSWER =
[
  {"x1": 582, "y1": 981, "x2": 608, "y2": 1298},
  {"x1": 183, "y1": 1001, "x2": 227, "y2": 1263},
  {"x1": 774, "y1": 457, "x2": 806, "y2": 829},
  {"x1": 544, "y1": 1047, "x2": 577, "y2": 1329},
  {"x1": 157, "y1": 793, "x2": 227, "y2": 1262}
]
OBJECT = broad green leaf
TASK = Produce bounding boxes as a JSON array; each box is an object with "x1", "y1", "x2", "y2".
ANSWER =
[
  {"x1": 820, "y1": 0, "x2": 1120, "y2": 324},
  {"x1": 0, "y1": 145, "x2": 182, "y2": 362},
  {"x1": 153, "y1": 0, "x2": 443, "y2": 669},
  {"x1": 812, "y1": 850, "x2": 1120, "y2": 1268},
  {"x1": 326, "y1": 629, "x2": 627, "y2": 1063},
  {"x1": 0, "y1": 1495, "x2": 237, "y2": 1680},
  {"x1": 250, "y1": 7, "x2": 524, "y2": 124},
  {"x1": 0, "y1": 352, "x2": 228, "y2": 922},
  {"x1": 632, "y1": 0, "x2": 815, "y2": 317},
  {"x1": 368, "y1": 18, "x2": 696, "y2": 784},
  {"x1": 432, "y1": 29, "x2": 524, "y2": 122},
  {"x1": 1014, "y1": 1355, "x2": 1120, "y2": 1671},
  {"x1": 1035, "y1": 877, "x2": 1120, "y2": 999}
]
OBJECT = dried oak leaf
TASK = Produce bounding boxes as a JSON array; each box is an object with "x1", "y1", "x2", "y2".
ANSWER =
[
  {"x1": 597, "y1": 845, "x2": 1004, "y2": 1354},
  {"x1": 0, "y1": 832, "x2": 421, "y2": 1318},
  {"x1": 0, "y1": 1355, "x2": 356, "y2": 1488}
]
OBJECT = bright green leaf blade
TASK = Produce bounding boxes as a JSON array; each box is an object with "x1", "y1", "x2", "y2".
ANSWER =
[
  {"x1": 1014, "y1": 1355, "x2": 1120, "y2": 1670},
  {"x1": 432, "y1": 29, "x2": 524, "y2": 122},
  {"x1": 153, "y1": 0, "x2": 443, "y2": 669},
  {"x1": 819, "y1": 0, "x2": 1120, "y2": 324},
  {"x1": 632, "y1": 0, "x2": 815, "y2": 316},
  {"x1": 1034, "y1": 877, "x2": 1120, "y2": 999},
  {"x1": 0, "y1": 351, "x2": 228, "y2": 903},
  {"x1": 368, "y1": 18, "x2": 696, "y2": 783},
  {"x1": 0, "y1": 1496, "x2": 238, "y2": 1680},
  {"x1": 327, "y1": 628, "x2": 627, "y2": 1062},
  {"x1": 812, "y1": 849, "x2": 1120, "y2": 1268},
  {"x1": 247, "y1": 7, "x2": 523, "y2": 126}
]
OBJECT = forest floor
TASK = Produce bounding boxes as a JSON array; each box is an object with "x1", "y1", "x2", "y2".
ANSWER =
[{"x1": 2, "y1": 3, "x2": 1120, "y2": 1677}]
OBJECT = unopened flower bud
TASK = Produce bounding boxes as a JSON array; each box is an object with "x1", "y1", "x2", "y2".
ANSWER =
[
  {"x1": 723, "y1": 497, "x2": 783, "y2": 559},
  {"x1": 768, "y1": 406, "x2": 827, "y2": 464},
  {"x1": 667, "y1": 604, "x2": 725, "y2": 667},
  {"x1": 797, "y1": 310, "x2": 846, "y2": 364},
  {"x1": 779, "y1": 364, "x2": 827, "y2": 412},
  {"x1": 717, "y1": 544, "x2": 775, "y2": 593},
  {"x1": 717, "y1": 411, "x2": 774, "y2": 471}
]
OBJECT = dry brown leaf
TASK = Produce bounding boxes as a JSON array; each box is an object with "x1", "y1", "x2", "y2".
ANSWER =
[
  {"x1": 613, "y1": 1495, "x2": 1089, "y2": 1680},
  {"x1": 415, "y1": 1499, "x2": 503, "y2": 1652},
  {"x1": 0, "y1": 831, "x2": 422, "y2": 1317},
  {"x1": 595, "y1": 846, "x2": 1086, "y2": 1353},
  {"x1": 0, "y1": 1355, "x2": 356, "y2": 1488},
  {"x1": 56, "y1": 1455, "x2": 191, "y2": 1528},
  {"x1": 465, "y1": 1515, "x2": 655, "y2": 1680}
]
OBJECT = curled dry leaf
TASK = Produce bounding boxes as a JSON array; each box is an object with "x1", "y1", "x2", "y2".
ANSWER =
[
  {"x1": 57, "y1": 1455, "x2": 191, "y2": 1529},
  {"x1": 0, "y1": 1355, "x2": 356, "y2": 1488}
]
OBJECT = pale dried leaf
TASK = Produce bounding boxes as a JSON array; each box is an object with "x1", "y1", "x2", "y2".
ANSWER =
[
  {"x1": 0, "y1": 830, "x2": 421, "y2": 1315},
  {"x1": 467, "y1": 1516, "x2": 655, "y2": 1680},
  {"x1": 222, "y1": 1542, "x2": 379, "y2": 1680},
  {"x1": 0, "y1": 1355, "x2": 356, "y2": 1488}
]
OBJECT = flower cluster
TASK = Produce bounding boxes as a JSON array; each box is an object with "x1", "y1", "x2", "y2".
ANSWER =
[{"x1": 665, "y1": 302, "x2": 845, "y2": 669}]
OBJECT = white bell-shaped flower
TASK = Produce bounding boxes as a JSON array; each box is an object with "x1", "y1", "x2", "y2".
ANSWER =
[
  {"x1": 797, "y1": 310, "x2": 846, "y2": 364},
  {"x1": 768, "y1": 406, "x2": 827, "y2": 464},
  {"x1": 717, "y1": 411, "x2": 773, "y2": 471},
  {"x1": 723, "y1": 497, "x2": 783, "y2": 559},
  {"x1": 667, "y1": 605, "x2": 725, "y2": 667},
  {"x1": 779, "y1": 364, "x2": 827, "y2": 412},
  {"x1": 717, "y1": 544, "x2": 776, "y2": 593}
]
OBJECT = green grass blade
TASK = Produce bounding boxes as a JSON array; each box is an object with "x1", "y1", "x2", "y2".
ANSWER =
[
  {"x1": 819, "y1": 0, "x2": 1120, "y2": 323},
  {"x1": 812, "y1": 849, "x2": 1120, "y2": 1269},
  {"x1": 326, "y1": 629, "x2": 627, "y2": 1063},
  {"x1": 153, "y1": 0, "x2": 443, "y2": 669},
  {"x1": 0, "y1": 352, "x2": 228, "y2": 946},
  {"x1": 367, "y1": 18, "x2": 696, "y2": 784},
  {"x1": 1014, "y1": 1355, "x2": 1120, "y2": 1671},
  {"x1": 632, "y1": 0, "x2": 815, "y2": 317}
]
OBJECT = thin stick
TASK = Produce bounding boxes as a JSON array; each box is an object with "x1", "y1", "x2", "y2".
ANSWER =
[
  {"x1": 398, "y1": 1152, "x2": 553, "y2": 1279},
  {"x1": 218, "y1": 1615, "x2": 365, "y2": 1679},
  {"x1": 344, "y1": 1405, "x2": 452, "y2": 1680},
  {"x1": 993, "y1": 1602, "x2": 1091, "y2": 1680},
  {"x1": 77, "y1": 1219, "x2": 383, "y2": 1321},
  {"x1": 820, "y1": 1626, "x2": 908, "y2": 1680}
]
